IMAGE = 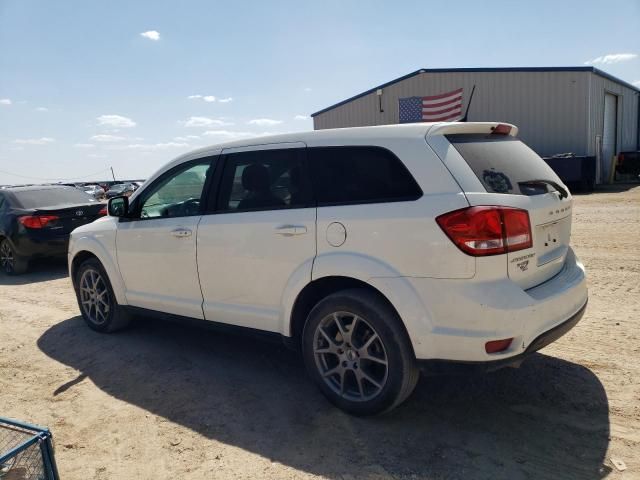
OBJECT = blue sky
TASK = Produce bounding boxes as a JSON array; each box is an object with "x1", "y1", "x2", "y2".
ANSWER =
[{"x1": 1, "y1": 0, "x2": 639, "y2": 184}]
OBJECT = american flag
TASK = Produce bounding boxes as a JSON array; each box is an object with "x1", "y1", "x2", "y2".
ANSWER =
[{"x1": 398, "y1": 88, "x2": 464, "y2": 123}]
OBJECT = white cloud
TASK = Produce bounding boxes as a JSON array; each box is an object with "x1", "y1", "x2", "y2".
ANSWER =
[
  {"x1": 140, "y1": 30, "x2": 160, "y2": 41},
  {"x1": 173, "y1": 135, "x2": 200, "y2": 142},
  {"x1": 118, "y1": 142, "x2": 190, "y2": 151},
  {"x1": 584, "y1": 53, "x2": 638, "y2": 65},
  {"x1": 181, "y1": 116, "x2": 233, "y2": 128},
  {"x1": 88, "y1": 153, "x2": 107, "y2": 159},
  {"x1": 202, "y1": 130, "x2": 278, "y2": 140},
  {"x1": 35, "y1": 107, "x2": 48, "y2": 112},
  {"x1": 294, "y1": 115, "x2": 309, "y2": 121},
  {"x1": 13, "y1": 137, "x2": 55, "y2": 145},
  {"x1": 633, "y1": 80, "x2": 640, "y2": 87},
  {"x1": 74, "y1": 143, "x2": 95, "y2": 148},
  {"x1": 202, "y1": 130, "x2": 256, "y2": 140},
  {"x1": 188, "y1": 95, "x2": 226, "y2": 103},
  {"x1": 0, "y1": 98, "x2": 11, "y2": 105},
  {"x1": 247, "y1": 118, "x2": 282, "y2": 127},
  {"x1": 97, "y1": 114, "x2": 136, "y2": 128},
  {"x1": 90, "y1": 134, "x2": 126, "y2": 142},
  {"x1": 303, "y1": 87, "x2": 312, "y2": 92}
]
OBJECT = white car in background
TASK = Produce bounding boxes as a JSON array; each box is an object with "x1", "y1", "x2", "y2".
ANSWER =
[
  {"x1": 81, "y1": 184, "x2": 105, "y2": 199},
  {"x1": 67, "y1": 122, "x2": 588, "y2": 415}
]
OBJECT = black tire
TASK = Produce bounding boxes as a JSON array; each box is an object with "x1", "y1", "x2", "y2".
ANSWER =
[
  {"x1": 74, "y1": 257, "x2": 131, "y2": 333},
  {"x1": 302, "y1": 288, "x2": 419, "y2": 416},
  {"x1": 0, "y1": 238, "x2": 28, "y2": 275}
]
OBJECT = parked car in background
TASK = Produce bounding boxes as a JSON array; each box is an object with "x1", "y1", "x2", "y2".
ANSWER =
[
  {"x1": 105, "y1": 183, "x2": 136, "y2": 199},
  {"x1": 81, "y1": 184, "x2": 105, "y2": 200},
  {"x1": 68, "y1": 123, "x2": 587, "y2": 415},
  {"x1": 1, "y1": 185, "x2": 106, "y2": 274}
]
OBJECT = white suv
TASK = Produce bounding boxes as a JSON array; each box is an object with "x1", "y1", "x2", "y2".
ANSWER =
[{"x1": 68, "y1": 122, "x2": 588, "y2": 415}]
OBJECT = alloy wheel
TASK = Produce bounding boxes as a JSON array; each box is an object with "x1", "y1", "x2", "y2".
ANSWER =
[
  {"x1": 313, "y1": 311, "x2": 389, "y2": 402},
  {"x1": 0, "y1": 241, "x2": 14, "y2": 273},
  {"x1": 79, "y1": 268, "x2": 111, "y2": 325}
]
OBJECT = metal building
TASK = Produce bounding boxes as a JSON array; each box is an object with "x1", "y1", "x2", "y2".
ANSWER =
[{"x1": 312, "y1": 67, "x2": 640, "y2": 184}]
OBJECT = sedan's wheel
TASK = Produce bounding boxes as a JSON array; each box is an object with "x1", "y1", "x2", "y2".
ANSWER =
[
  {"x1": 0, "y1": 239, "x2": 27, "y2": 275},
  {"x1": 303, "y1": 289, "x2": 419, "y2": 415},
  {"x1": 75, "y1": 257, "x2": 131, "y2": 332},
  {"x1": 313, "y1": 312, "x2": 389, "y2": 402}
]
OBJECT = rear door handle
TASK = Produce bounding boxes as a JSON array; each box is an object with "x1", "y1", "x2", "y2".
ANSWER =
[
  {"x1": 171, "y1": 228, "x2": 192, "y2": 238},
  {"x1": 275, "y1": 225, "x2": 307, "y2": 236}
]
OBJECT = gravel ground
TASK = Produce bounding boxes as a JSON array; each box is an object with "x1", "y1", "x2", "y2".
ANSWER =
[{"x1": 1, "y1": 185, "x2": 639, "y2": 480}]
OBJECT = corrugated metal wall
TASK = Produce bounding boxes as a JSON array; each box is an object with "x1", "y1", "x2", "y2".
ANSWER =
[
  {"x1": 314, "y1": 71, "x2": 594, "y2": 157},
  {"x1": 587, "y1": 74, "x2": 639, "y2": 156}
]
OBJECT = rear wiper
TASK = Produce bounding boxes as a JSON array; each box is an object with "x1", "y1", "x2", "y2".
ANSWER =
[{"x1": 519, "y1": 179, "x2": 568, "y2": 199}]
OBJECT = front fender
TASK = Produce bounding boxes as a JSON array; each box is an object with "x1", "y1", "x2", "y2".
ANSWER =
[{"x1": 69, "y1": 234, "x2": 127, "y2": 306}]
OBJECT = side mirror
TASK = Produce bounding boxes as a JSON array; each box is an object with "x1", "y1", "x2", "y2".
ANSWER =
[{"x1": 107, "y1": 196, "x2": 129, "y2": 217}]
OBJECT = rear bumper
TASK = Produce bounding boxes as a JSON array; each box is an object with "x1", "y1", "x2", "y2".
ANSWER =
[
  {"x1": 11, "y1": 233, "x2": 69, "y2": 258},
  {"x1": 382, "y1": 246, "x2": 588, "y2": 362},
  {"x1": 418, "y1": 298, "x2": 587, "y2": 374}
]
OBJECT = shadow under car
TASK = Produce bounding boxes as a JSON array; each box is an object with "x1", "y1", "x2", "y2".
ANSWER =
[{"x1": 38, "y1": 315, "x2": 611, "y2": 480}]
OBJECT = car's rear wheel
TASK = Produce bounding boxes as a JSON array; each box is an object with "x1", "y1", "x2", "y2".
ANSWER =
[
  {"x1": 0, "y1": 239, "x2": 28, "y2": 275},
  {"x1": 75, "y1": 257, "x2": 131, "y2": 332},
  {"x1": 302, "y1": 288, "x2": 419, "y2": 415}
]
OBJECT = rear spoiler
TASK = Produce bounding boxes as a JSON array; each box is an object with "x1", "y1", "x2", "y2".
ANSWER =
[
  {"x1": 31, "y1": 202, "x2": 101, "y2": 213},
  {"x1": 426, "y1": 122, "x2": 518, "y2": 138}
]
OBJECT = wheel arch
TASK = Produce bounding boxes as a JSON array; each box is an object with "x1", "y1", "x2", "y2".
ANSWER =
[
  {"x1": 288, "y1": 275, "x2": 425, "y2": 360},
  {"x1": 70, "y1": 250, "x2": 99, "y2": 285},
  {"x1": 283, "y1": 252, "x2": 435, "y2": 357},
  {"x1": 69, "y1": 239, "x2": 127, "y2": 305}
]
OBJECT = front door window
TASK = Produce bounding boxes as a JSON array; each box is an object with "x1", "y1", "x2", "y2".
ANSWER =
[{"x1": 140, "y1": 162, "x2": 211, "y2": 218}]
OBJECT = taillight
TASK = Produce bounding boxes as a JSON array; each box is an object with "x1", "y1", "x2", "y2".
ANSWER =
[
  {"x1": 18, "y1": 215, "x2": 59, "y2": 229},
  {"x1": 491, "y1": 123, "x2": 512, "y2": 135},
  {"x1": 98, "y1": 206, "x2": 107, "y2": 216},
  {"x1": 501, "y1": 208, "x2": 532, "y2": 251},
  {"x1": 485, "y1": 338, "x2": 513, "y2": 353},
  {"x1": 436, "y1": 206, "x2": 532, "y2": 256}
]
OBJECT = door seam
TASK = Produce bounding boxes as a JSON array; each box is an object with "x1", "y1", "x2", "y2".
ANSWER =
[{"x1": 194, "y1": 215, "x2": 206, "y2": 319}]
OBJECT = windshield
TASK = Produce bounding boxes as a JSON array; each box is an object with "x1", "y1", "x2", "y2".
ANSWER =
[
  {"x1": 13, "y1": 187, "x2": 97, "y2": 209},
  {"x1": 446, "y1": 134, "x2": 564, "y2": 196}
]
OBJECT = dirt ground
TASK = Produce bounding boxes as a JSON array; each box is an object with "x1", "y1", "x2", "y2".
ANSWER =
[{"x1": 1, "y1": 185, "x2": 639, "y2": 480}]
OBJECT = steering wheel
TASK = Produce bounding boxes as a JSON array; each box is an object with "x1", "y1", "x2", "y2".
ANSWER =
[{"x1": 182, "y1": 198, "x2": 200, "y2": 216}]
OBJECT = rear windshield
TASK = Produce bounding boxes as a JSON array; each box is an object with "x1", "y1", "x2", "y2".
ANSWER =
[
  {"x1": 12, "y1": 187, "x2": 97, "y2": 209},
  {"x1": 446, "y1": 134, "x2": 562, "y2": 195}
]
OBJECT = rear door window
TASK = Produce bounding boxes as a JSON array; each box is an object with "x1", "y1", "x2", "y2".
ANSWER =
[
  {"x1": 446, "y1": 134, "x2": 563, "y2": 195},
  {"x1": 12, "y1": 187, "x2": 97, "y2": 209},
  {"x1": 308, "y1": 146, "x2": 422, "y2": 206}
]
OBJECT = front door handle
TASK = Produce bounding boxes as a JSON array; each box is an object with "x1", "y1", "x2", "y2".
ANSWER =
[
  {"x1": 171, "y1": 228, "x2": 192, "y2": 238},
  {"x1": 275, "y1": 225, "x2": 307, "y2": 236}
]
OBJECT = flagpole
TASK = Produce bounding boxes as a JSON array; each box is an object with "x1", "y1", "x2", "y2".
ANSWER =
[{"x1": 461, "y1": 85, "x2": 476, "y2": 122}]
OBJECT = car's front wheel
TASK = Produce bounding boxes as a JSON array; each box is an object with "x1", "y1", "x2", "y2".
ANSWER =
[
  {"x1": 302, "y1": 288, "x2": 419, "y2": 415},
  {"x1": 74, "y1": 257, "x2": 131, "y2": 332},
  {"x1": 0, "y1": 239, "x2": 28, "y2": 275}
]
